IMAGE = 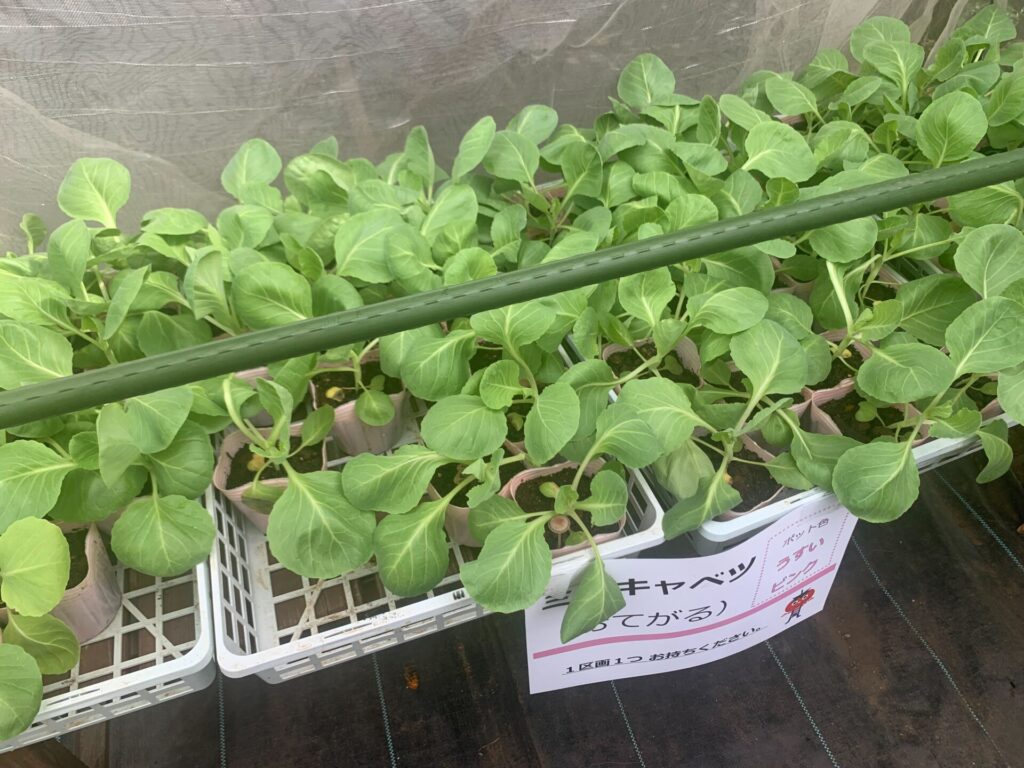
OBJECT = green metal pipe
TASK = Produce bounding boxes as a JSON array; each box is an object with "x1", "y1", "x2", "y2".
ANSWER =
[{"x1": 3, "y1": 149, "x2": 1024, "y2": 429}]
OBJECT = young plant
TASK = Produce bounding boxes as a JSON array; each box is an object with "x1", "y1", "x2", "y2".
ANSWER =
[
  {"x1": 0, "y1": 519, "x2": 79, "y2": 740},
  {"x1": 222, "y1": 377, "x2": 376, "y2": 579}
]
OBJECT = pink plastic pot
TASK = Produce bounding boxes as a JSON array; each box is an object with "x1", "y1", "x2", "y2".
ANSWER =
[
  {"x1": 3, "y1": 526, "x2": 122, "y2": 643},
  {"x1": 312, "y1": 352, "x2": 412, "y2": 455},
  {"x1": 499, "y1": 460, "x2": 624, "y2": 558},
  {"x1": 714, "y1": 436, "x2": 788, "y2": 522},
  {"x1": 213, "y1": 422, "x2": 328, "y2": 532},
  {"x1": 435, "y1": 441, "x2": 532, "y2": 548}
]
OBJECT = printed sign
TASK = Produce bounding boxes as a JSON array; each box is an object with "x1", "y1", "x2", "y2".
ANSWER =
[{"x1": 525, "y1": 497, "x2": 856, "y2": 693}]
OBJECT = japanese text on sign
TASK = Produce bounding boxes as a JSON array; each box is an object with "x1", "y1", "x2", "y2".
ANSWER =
[{"x1": 525, "y1": 497, "x2": 856, "y2": 693}]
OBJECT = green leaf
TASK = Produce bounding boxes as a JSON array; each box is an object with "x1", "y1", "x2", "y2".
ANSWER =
[
  {"x1": 985, "y1": 75, "x2": 1024, "y2": 126},
  {"x1": 379, "y1": 324, "x2": 443, "y2": 378},
  {"x1": 217, "y1": 205, "x2": 274, "y2": 249},
  {"x1": 0, "y1": 442, "x2": 76, "y2": 533},
  {"x1": 719, "y1": 94, "x2": 772, "y2": 130},
  {"x1": 403, "y1": 126, "x2": 435, "y2": 191},
  {"x1": 231, "y1": 262, "x2": 312, "y2": 329},
  {"x1": 0, "y1": 518, "x2": 69, "y2": 615},
  {"x1": 96, "y1": 403, "x2": 141, "y2": 488},
  {"x1": 663, "y1": 473, "x2": 741, "y2": 539},
  {"x1": 580, "y1": 469, "x2": 628, "y2": 526},
  {"x1": 421, "y1": 184, "x2": 478, "y2": 244},
  {"x1": 997, "y1": 365, "x2": 1024, "y2": 424},
  {"x1": 57, "y1": 157, "x2": 130, "y2": 227},
  {"x1": 400, "y1": 330, "x2": 475, "y2": 401},
  {"x1": 443, "y1": 247, "x2": 496, "y2": 286},
  {"x1": 617, "y1": 53, "x2": 675, "y2": 110},
  {"x1": 119, "y1": 386, "x2": 195, "y2": 454},
  {"x1": 266, "y1": 471, "x2": 374, "y2": 578},
  {"x1": 479, "y1": 360, "x2": 522, "y2": 410},
  {"x1": 452, "y1": 116, "x2": 497, "y2": 179},
  {"x1": 111, "y1": 494, "x2": 214, "y2": 576},
  {"x1": 808, "y1": 217, "x2": 878, "y2": 263},
  {"x1": 221, "y1": 139, "x2": 281, "y2": 199},
  {"x1": 930, "y1": 407, "x2": 983, "y2": 440},
  {"x1": 562, "y1": 142, "x2": 604, "y2": 200},
  {"x1": 3, "y1": 614, "x2": 79, "y2": 674},
  {"x1": 617, "y1": 267, "x2": 674, "y2": 329},
  {"x1": 0, "y1": 644, "x2": 42, "y2": 741},
  {"x1": 946, "y1": 297, "x2": 1024, "y2": 375},
  {"x1": 592, "y1": 403, "x2": 663, "y2": 468},
  {"x1": 766, "y1": 453, "x2": 813, "y2": 490},
  {"x1": 856, "y1": 343, "x2": 955, "y2": 403},
  {"x1": 850, "y1": 16, "x2": 910, "y2": 62},
  {"x1": 355, "y1": 389, "x2": 395, "y2": 427},
  {"x1": 47, "y1": 220, "x2": 91, "y2": 292},
  {"x1": 20, "y1": 213, "x2": 46, "y2": 253},
  {"x1": 342, "y1": 445, "x2": 447, "y2": 514},
  {"x1": 373, "y1": 499, "x2": 448, "y2": 596},
  {"x1": 0, "y1": 322, "x2": 73, "y2": 388},
  {"x1": 141, "y1": 207, "x2": 208, "y2": 235},
  {"x1": 146, "y1": 420, "x2": 215, "y2": 498},
  {"x1": 689, "y1": 287, "x2": 768, "y2": 334},
  {"x1": 469, "y1": 495, "x2": 527, "y2": 542},
  {"x1": 333, "y1": 211, "x2": 403, "y2": 283},
  {"x1": 103, "y1": 266, "x2": 147, "y2": 340},
  {"x1": 862, "y1": 40, "x2": 923, "y2": 95},
  {"x1": 525, "y1": 382, "x2": 581, "y2": 464},
  {"x1": 953, "y1": 5, "x2": 1016, "y2": 45},
  {"x1": 560, "y1": 559, "x2": 626, "y2": 643},
  {"x1": 897, "y1": 274, "x2": 977, "y2": 346},
  {"x1": 483, "y1": 130, "x2": 539, "y2": 185},
  {"x1": 562, "y1": 360, "x2": 616, "y2": 438},
  {"x1": 742, "y1": 122, "x2": 817, "y2": 182},
  {"x1": 0, "y1": 274, "x2": 69, "y2": 328},
  {"x1": 461, "y1": 520, "x2": 551, "y2": 612},
  {"x1": 855, "y1": 300, "x2": 903, "y2": 342},
  {"x1": 764, "y1": 76, "x2": 819, "y2": 117},
  {"x1": 471, "y1": 301, "x2": 553, "y2": 349},
  {"x1": 916, "y1": 91, "x2": 987, "y2": 166},
  {"x1": 616, "y1": 378, "x2": 700, "y2": 452},
  {"x1": 953, "y1": 224, "x2": 1024, "y2": 298},
  {"x1": 50, "y1": 467, "x2": 146, "y2": 524},
  {"x1": 508, "y1": 104, "x2": 558, "y2": 144},
  {"x1": 299, "y1": 405, "x2": 335, "y2": 449},
  {"x1": 730, "y1": 320, "x2": 807, "y2": 395},
  {"x1": 421, "y1": 395, "x2": 507, "y2": 461},
  {"x1": 948, "y1": 182, "x2": 1022, "y2": 228},
  {"x1": 834, "y1": 441, "x2": 919, "y2": 522}
]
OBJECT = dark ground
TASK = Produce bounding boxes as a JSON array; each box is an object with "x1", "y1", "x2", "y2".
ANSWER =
[{"x1": 7, "y1": 429, "x2": 1024, "y2": 768}]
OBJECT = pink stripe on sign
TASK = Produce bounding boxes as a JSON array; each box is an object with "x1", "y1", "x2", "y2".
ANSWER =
[{"x1": 532, "y1": 564, "x2": 837, "y2": 659}]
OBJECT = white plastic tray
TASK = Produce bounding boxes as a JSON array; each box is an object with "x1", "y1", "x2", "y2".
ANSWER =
[
  {"x1": 208, "y1": 432, "x2": 666, "y2": 684},
  {"x1": 0, "y1": 563, "x2": 215, "y2": 753},
  {"x1": 686, "y1": 415, "x2": 1016, "y2": 555}
]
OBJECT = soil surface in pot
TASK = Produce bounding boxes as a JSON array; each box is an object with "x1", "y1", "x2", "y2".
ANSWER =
[
  {"x1": 311, "y1": 360, "x2": 403, "y2": 407},
  {"x1": 226, "y1": 436, "x2": 323, "y2": 488},
  {"x1": 506, "y1": 402, "x2": 532, "y2": 443},
  {"x1": 606, "y1": 342, "x2": 700, "y2": 386},
  {"x1": 728, "y1": 448, "x2": 788, "y2": 513},
  {"x1": 819, "y1": 398, "x2": 906, "y2": 442},
  {"x1": 432, "y1": 461, "x2": 523, "y2": 508},
  {"x1": 514, "y1": 467, "x2": 621, "y2": 550},
  {"x1": 817, "y1": 359, "x2": 856, "y2": 391},
  {"x1": 470, "y1": 345, "x2": 505, "y2": 371},
  {"x1": 66, "y1": 528, "x2": 91, "y2": 590}
]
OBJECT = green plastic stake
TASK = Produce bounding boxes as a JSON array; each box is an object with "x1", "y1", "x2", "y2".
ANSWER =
[{"x1": 2, "y1": 148, "x2": 1024, "y2": 428}]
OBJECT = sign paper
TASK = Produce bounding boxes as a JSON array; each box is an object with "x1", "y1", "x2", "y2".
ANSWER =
[{"x1": 525, "y1": 497, "x2": 856, "y2": 693}]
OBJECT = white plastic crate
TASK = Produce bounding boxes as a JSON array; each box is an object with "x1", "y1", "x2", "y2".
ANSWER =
[
  {"x1": 208, "y1": 441, "x2": 665, "y2": 683},
  {"x1": 685, "y1": 415, "x2": 1017, "y2": 555},
  {"x1": 0, "y1": 563, "x2": 215, "y2": 753}
]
